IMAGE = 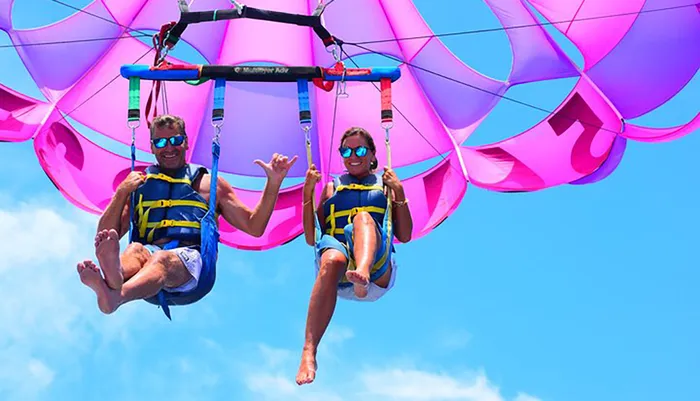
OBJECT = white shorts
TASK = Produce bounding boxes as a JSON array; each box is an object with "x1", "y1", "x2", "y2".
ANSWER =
[
  {"x1": 315, "y1": 254, "x2": 399, "y2": 302},
  {"x1": 144, "y1": 244, "x2": 203, "y2": 293}
]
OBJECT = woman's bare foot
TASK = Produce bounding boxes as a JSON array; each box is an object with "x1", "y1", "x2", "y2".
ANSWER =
[
  {"x1": 295, "y1": 348, "x2": 318, "y2": 385},
  {"x1": 346, "y1": 269, "x2": 369, "y2": 298}
]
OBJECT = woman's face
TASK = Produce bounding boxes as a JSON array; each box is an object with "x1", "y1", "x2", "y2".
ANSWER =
[{"x1": 340, "y1": 133, "x2": 374, "y2": 177}]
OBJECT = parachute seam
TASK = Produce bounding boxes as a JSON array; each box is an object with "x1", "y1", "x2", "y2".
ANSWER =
[
  {"x1": 339, "y1": 47, "x2": 463, "y2": 181},
  {"x1": 348, "y1": 4, "x2": 695, "y2": 46},
  {"x1": 348, "y1": 42, "x2": 624, "y2": 137}
]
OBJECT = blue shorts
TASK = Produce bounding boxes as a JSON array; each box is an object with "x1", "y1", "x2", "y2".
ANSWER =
[{"x1": 316, "y1": 222, "x2": 392, "y2": 287}]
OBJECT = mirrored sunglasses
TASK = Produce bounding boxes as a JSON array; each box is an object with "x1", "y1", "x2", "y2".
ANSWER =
[
  {"x1": 152, "y1": 135, "x2": 185, "y2": 149},
  {"x1": 339, "y1": 145, "x2": 368, "y2": 158}
]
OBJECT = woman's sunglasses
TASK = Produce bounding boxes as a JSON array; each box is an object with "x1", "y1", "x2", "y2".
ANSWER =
[
  {"x1": 339, "y1": 145, "x2": 368, "y2": 158},
  {"x1": 152, "y1": 135, "x2": 185, "y2": 149}
]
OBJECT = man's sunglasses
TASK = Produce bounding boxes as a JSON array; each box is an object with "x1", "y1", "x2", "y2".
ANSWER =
[
  {"x1": 339, "y1": 145, "x2": 368, "y2": 158},
  {"x1": 152, "y1": 135, "x2": 185, "y2": 149}
]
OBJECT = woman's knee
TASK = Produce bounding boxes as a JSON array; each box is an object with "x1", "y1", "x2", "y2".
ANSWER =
[
  {"x1": 319, "y1": 250, "x2": 347, "y2": 281},
  {"x1": 352, "y1": 211, "x2": 375, "y2": 226}
]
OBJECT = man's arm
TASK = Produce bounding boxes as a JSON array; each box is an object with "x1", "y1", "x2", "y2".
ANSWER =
[
  {"x1": 97, "y1": 188, "x2": 131, "y2": 239},
  {"x1": 216, "y1": 176, "x2": 281, "y2": 238}
]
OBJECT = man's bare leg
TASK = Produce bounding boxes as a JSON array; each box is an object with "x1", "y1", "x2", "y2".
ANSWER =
[
  {"x1": 345, "y1": 212, "x2": 378, "y2": 298},
  {"x1": 117, "y1": 250, "x2": 192, "y2": 304},
  {"x1": 94, "y1": 229, "x2": 124, "y2": 290},
  {"x1": 296, "y1": 250, "x2": 346, "y2": 386},
  {"x1": 77, "y1": 250, "x2": 192, "y2": 314},
  {"x1": 120, "y1": 243, "x2": 151, "y2": 282}
]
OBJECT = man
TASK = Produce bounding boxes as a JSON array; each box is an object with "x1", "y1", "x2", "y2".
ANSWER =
[{"x1": 77, "y1": 114, "x2": 297, "y2": 315}]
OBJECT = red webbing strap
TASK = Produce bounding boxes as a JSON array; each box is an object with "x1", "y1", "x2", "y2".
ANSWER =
[
  {"x1": 380, "y1": 78, "x2": 392, "y2": 124},
  {"x1": 144, "y1": 80, "x2": 161, "y2": 129},
  {"x1": 313, "y1": 78, "x2": 334, "y2": 92},
  {"x1": 143, "y1": 22, "x2": 177, "y2": 128}
]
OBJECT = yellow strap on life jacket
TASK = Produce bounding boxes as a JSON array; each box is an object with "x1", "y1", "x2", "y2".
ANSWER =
[
  {"x1": 145, "y1": 173, "x2": 192, "y2": 185},
  {"x1": 329, "y1": 204, "x2": 336, "y2": 238},
  {"x1": 336, "y1": 183, "x2": 383, "y2": 192},
  {"x1": 135, "y1": 196, "x2": 209, "y2": 239},
  {"x1": 325, "y1": 206, "x2": 386, "y2": 224},
  {"x1": 140, "y1": 199, "x2": 208, "y2": 210},
  {"x1": 145, "y1": 220, "x2": 201, "y2": 242}
]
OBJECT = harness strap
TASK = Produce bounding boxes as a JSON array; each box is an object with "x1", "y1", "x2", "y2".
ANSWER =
[
  {"x1": 325, "y1": 206, "x2": 386, "y2": 225},
  {"x1": 336, "y1": 183, "x2": 383, "y2": 192},
  {"x1": 146, "y1": 220, "x2": 201, "y2": 243},
  {"x1": 145, "y1": 173, "x2": 192, "y2": 184}
]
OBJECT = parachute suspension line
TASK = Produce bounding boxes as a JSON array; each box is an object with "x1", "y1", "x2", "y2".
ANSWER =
[
  {"x1": 161, "y1": 82, "x2": 170, "y2": 114},
  {"x1": 379, "y1": 77, "x2": 395, "y2": 247},
  {"x1": 297, "y1": 79, "x2": 323, "y2": 245},
  {"x1": 127, "y1": 76, "x2": 141, "y2": 242},
  {"x1": 324, "y1": 72, "x2": 343, "y2": 184},
  {"x1": 210, "y1": 78, "x2": 225, "y2": 213}
]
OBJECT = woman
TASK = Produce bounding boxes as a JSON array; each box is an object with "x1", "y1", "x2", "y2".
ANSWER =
[{"x1": 296, "y1": 126, "x2": 413, "y2": 385}]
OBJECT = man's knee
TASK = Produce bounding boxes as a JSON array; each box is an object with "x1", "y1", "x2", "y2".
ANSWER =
[
  {"x1": 149, "y1": 250, "x2": 180, "y2": 269},
  {"x1": 124, "y1": 242, "x2": 146, "y2": 257},
  {"x1": 121, "y1": 243, "x2": 149, "y2": 267},
  {"x1": 146, "y1": 250, "x2": 191, "y2": 287}
]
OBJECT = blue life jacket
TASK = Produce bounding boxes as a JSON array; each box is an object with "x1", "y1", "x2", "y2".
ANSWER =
[
  {"x1": 321, "y1": 172, "x2": 396, "y2": 287},
  {"x1": 322, "y1": 172, "x2": 388, "y2": 242},
  {"x1": 130, "y1": 164, "x2": 210, "y2": 245}
]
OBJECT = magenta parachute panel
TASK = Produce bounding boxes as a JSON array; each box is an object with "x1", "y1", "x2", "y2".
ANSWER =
[{"x1": 0, "y1": 0, "x2": 698, "y2": 250}]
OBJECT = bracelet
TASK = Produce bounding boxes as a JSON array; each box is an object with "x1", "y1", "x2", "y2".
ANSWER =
[
  {"x1": 393, "y1": 198, "x2": 409, "y2": 207},
  {"x1": 303, "y1": 199, "x2": 312, "y2": 206}
]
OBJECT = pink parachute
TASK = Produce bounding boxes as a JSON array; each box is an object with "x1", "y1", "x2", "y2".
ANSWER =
[{"x1": 1, "y1": 0, "x2": 698, "y2": 251}]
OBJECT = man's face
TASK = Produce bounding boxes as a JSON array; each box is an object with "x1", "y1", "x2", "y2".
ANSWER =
[{"x1": 151, "y1": 124, "x2": 188, "y2": 170}]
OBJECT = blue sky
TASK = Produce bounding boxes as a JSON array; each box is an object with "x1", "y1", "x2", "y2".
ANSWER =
[{"x1": 1, "y1": 1, "x2": 698, "y2": 401}]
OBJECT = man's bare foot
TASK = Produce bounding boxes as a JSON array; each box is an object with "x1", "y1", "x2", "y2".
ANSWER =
[
  {"x1": 77, "y1": 260, "x2": 121, "y2": 314},
  {"x1": 295, "y1": 349, "x2": 318, "y2": 385},
  {"x1": 95, "y1": 229, "x2": 123, "y2": 290},
  {"x1": 346, "y1": 269, "x2": 369, "y2": 298}
]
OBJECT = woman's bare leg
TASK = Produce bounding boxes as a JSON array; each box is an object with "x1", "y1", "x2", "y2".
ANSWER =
[{"x1": 296, "y1": 249, "x2": 347, "y2": 386}]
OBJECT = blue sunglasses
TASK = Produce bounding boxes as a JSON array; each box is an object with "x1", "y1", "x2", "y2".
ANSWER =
[
  {"x1": 152, "y1": 135, "x2": 185, "y2": 149},
  {"x1": 339, "y1": 145, "x2": 368, "y2": 158}
]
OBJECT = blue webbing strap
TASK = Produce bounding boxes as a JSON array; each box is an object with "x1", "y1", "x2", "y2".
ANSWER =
[
  {"x1": 213, "y1": 78, "x2": 226, "y2": 122},
  {"x1": 296, "y1": 79, "x2": 324, "y2": 269},
  {"x1": 297, "y1": 79, "x2": 311, "y2": 125},
  {"x1": 296, "y1": 79, "x2": 323, "y2": 245}
]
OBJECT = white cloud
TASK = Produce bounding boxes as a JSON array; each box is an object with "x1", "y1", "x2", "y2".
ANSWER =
[
  {"x1": 0, "y1": 197, "x2": 154, "y2": 400},
  {"x1": 514, "y1": 394, "x2": 542, "y2": 401},
  {"x1": 241, "y1": 343, "x2": 542, "y2": 401},
  {"x1": 358, "y1": 368, "x2": 504, "y2": 401}
]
